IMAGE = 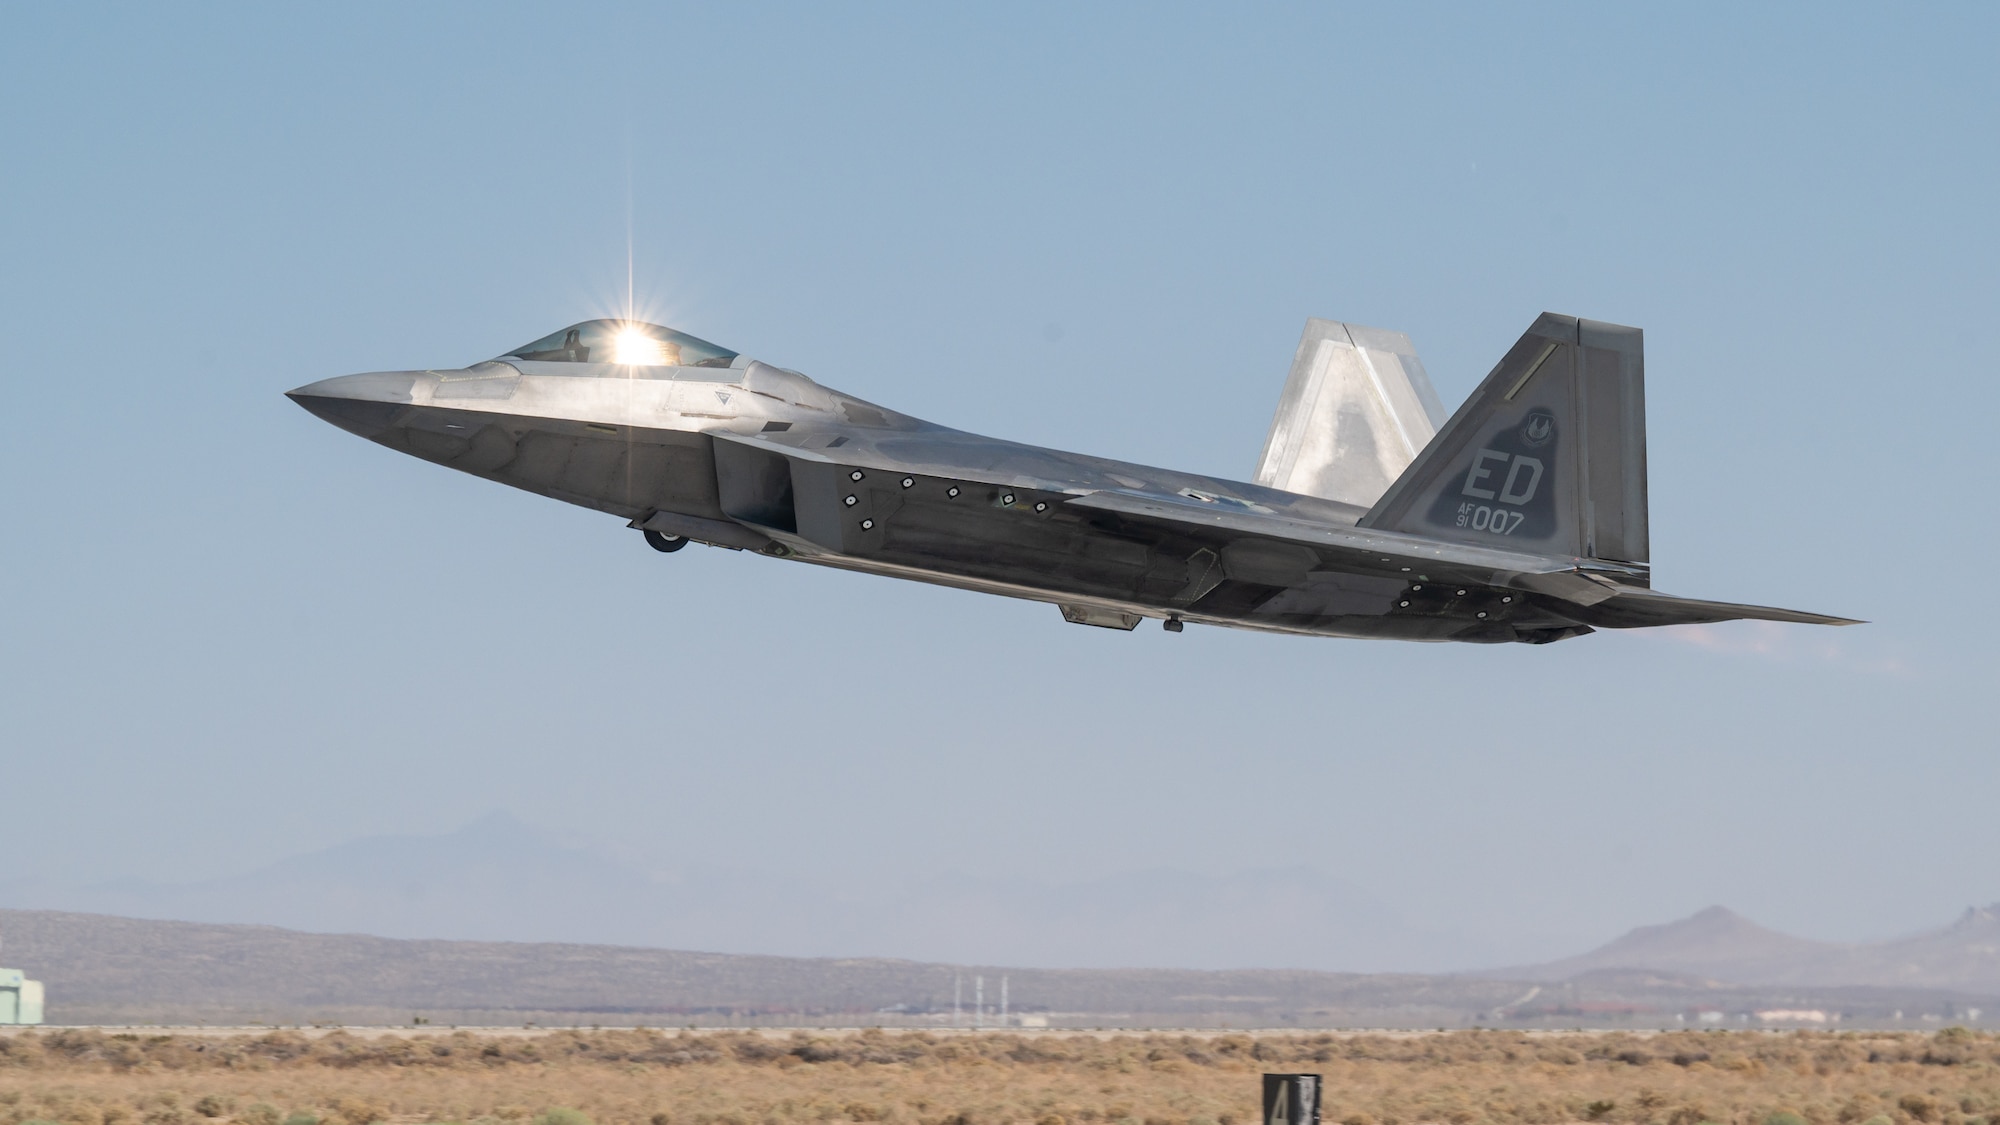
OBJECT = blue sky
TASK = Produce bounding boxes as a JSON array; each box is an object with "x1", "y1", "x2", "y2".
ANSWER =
[{"x1": 2, "y1": 3, "x2": 1995, "y2": 969}]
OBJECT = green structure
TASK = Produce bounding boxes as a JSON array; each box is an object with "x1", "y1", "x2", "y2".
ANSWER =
[{"x1": 0, "y1": 968, "x2": 44, "y2": 1025}]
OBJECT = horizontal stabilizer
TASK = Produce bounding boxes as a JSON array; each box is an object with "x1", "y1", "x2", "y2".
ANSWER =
[
  {"x1": 1578, "y1": 586, "x2": 1863, "y2": 629},
  {"x1": 1255, "y1": 319, "x2": 1446, "y2": 508}
]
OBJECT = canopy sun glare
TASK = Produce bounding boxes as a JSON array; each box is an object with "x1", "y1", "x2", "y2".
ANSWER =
[{"x1": 611, "y1": 325, "x2": 674, "y2": 367}]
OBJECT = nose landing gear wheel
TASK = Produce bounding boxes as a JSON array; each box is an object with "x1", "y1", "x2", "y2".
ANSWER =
[{"x1": 642, "y1": 529, "x2": 688, "y2": 553}]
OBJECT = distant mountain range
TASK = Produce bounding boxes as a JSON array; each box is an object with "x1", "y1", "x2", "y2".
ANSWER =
[
  {"x1": 0, "y1": 813, "x2": 1500, "y2": 973},
  {"x1": 5, "y1": 812, "x2": 1999, "y2": 1027},
  {"x1": 1, "y1": 906, "x2": 1992, "y2": 1029},
  {"x1": 0, "y1": 906, "x2": 1537, "y2": 1027},
  {"x1": 1493, "y1": 904, "x2": 2000, "y2": 993}
]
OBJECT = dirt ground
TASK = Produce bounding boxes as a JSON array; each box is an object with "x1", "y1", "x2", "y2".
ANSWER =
[{"x1": 1, "y1": 1028, "x2": 1996, "y2": 1125}]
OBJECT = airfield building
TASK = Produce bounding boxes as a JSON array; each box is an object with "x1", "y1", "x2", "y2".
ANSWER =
[{"x1": 0, "y1": 968, "x2": 44, "y2": 1025}]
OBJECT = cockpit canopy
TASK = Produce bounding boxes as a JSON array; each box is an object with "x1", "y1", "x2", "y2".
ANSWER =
[{"x1": 501, "y1": 320, "x2": 739, "y2": 368}]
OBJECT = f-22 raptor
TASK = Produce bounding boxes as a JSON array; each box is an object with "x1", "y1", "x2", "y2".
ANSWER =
[{"x1": 288, "y1": 312, "x2": 1855, "y2": 643}]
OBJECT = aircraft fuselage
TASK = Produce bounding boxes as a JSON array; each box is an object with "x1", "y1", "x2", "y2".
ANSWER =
[{"x1": 288, "y1": 317, "x2": 1854, "y2": 642}]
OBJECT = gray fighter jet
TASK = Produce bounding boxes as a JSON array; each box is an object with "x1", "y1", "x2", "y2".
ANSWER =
[{"x1": 288, "y1": 313, "x2": 1855, "y2": 642}]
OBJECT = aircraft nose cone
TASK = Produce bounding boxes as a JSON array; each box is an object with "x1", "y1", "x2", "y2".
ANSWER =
[{"x1": 286, "y1": 371, "x2": 418, "y2": 438}]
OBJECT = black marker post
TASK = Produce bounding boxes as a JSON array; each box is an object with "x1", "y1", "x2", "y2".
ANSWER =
[{"x1": 1262, "y1": 1075, "x2": 1322, "y2": 1125}]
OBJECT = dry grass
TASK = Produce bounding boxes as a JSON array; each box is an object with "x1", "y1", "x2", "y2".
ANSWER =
[{"x1": 2, "y1": 1029, "x2": 1997, "y2": 1125}]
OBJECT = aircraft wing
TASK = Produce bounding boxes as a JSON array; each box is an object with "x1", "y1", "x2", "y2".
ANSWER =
[
  {"x1": 1066, "y1": 489, "x2": 1861, "y2": 625},
  {"x1": 701, "y1": 431, "x2": 1860, "y2": 629},
  {"x1": 1065, "y1": 488, "x2": 1624, "y2": 604}
]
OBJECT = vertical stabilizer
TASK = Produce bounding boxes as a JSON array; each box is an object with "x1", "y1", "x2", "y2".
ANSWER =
[
  {"x1": 1359, "y1": 312, "x2": 1649, "y2": 569},
  {"x1": 1254, "y1": 318, "x2": 1447, "y2": 508}
]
